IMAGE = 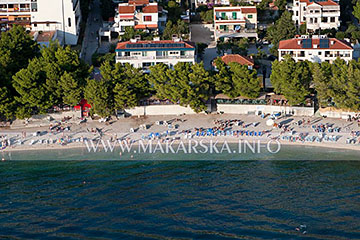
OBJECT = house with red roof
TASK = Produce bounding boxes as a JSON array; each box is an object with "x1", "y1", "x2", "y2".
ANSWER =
[
  {"x1": 278, "y1": 35, "x2": 353, "y2": 63},
  {"x1": 115, "y1": 38, "x2": 196, "y2": 70},
  {"x1": 290, "y1": 0, "x2": 340, "y2": 32},
  {"x1": 213, "y1": 6, "x2": 257, "y2": 41},
  {"x1": 213, "y1": 54, "x2": 255, "y2": 70},
  {"x1": 113, "y1": 1, "x2": 167, "y2": 36}
]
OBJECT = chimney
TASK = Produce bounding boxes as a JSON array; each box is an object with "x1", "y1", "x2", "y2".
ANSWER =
[
  {"x1": 330, "y1": 40, "x2": 335, "y2": 45},
  {"x1": 153, "y1": 36, "x2": 160, "y2": 41},
  {"x1": 298, "y1": 40, "x2": 301, "y2": 45},
  {"x1": 130, "y1": 39, "x2": 137, "y2": 43}
]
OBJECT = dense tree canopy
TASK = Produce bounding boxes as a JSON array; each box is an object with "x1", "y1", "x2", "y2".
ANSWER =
[
  {"x1": 213, "y1": 58, "x2": 260, "y2": 99},
  {"x1": 270, "y1": 56, "x2": 311, "y2": 105},
  {"x1": 12, "y1": 41, "x2": 90, "y2": 115},
  {"x1": 266, "y1": 11, "x2": 296, "y2": 56},
  {"x1": 147, "y1": 62, "x2": 211, "y2": 112},
  {"x1": 162, "y1": 20, "x2": 189, "y2": 40}
]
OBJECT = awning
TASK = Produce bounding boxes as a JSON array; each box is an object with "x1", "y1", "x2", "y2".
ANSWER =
[
  {"x1": 134, "y1": 24, "x2": 157, "y2": 29},
  {"x1": 119, "y1": 15, "x2": 134, "y2": 19}
]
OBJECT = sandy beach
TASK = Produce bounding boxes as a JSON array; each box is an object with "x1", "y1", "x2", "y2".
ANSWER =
[{"x1": 1, "y1": 113, "x2": 360, "y2": 154}]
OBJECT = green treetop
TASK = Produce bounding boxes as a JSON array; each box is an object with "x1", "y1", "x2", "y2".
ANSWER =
[{"x1": 266, "y1": 11, "x2": 296, "y2": 56}]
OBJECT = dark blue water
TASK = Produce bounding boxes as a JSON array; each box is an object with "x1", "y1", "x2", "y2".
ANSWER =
[{"x1": 0, "y1": 160, "x2": 359, "y2": 239}]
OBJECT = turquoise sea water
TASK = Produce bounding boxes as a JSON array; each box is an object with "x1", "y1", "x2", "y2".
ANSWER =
[{"x1": 0, "y1": 146, "x2": 360, "y2": 239}]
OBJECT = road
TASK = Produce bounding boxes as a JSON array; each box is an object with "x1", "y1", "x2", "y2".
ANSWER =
[{"x1": 81, "y1": 0, "x2": 103, "y2": 65}]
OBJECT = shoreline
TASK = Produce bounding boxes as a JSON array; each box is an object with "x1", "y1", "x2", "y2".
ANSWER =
[
  {"x1": 1, "y1": 113, "x2": 360, "y2": 156},
  {"x1": 2, "y1": 137, "x2": 360, "y2": 153}
]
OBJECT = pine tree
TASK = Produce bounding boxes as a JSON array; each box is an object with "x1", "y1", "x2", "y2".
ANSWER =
[
  {"x1": 84, "y1": 79, "x2": 113, "y2": 117},
  {"x1": 229, "y1": 63, "x2": 260, "y2": 99},
  {"x1": 0, "y1": 87, "x2": 16, "y2": 120},
  {"x1": 266, "y1": 11, "x2": 296, "y2": 56},
  {"x1": 12, "y1": 58, "x2": 52, "y2": 113},
  {"x1": 60, "y1": 72, "x2": 82, "y2": 106},
  {"x1": 313, "y1": 63, "x2": 330, "y2": 107},
  {"x1": 270, "y1": 56, "x2": 311, "y2": 105},
  {"x1": 213, "y1": 58, "x2": 233, "y2": 97}
]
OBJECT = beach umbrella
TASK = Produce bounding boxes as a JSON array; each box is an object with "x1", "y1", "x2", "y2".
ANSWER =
[{"x1": 266, "y1": 119, "x2": 274, "y2": 126}]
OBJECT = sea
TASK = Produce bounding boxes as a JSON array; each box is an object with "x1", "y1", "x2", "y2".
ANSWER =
[{"x1": 0, "y1": 145, "x2": 359, "y2": 239}]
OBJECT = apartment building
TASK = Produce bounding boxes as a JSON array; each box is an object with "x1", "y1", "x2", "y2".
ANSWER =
[
  {"x1": 0, "y1": 0, "x2": 81, "y2": 45},
  {"x1": 213, "y1": 6, "x2": 257, "y2": 40},
  {"x1": 290, "y1": 0, "x2": 340, "y2": 32},
  {"x1": 115, "y1": 39, "x2": 196, "y2": 70},
  {"x1": 195, "y1": 0, "x2": 261, "y2": 7},
  {"x1": 278, "y1": 36, "x2": 353, "y2": 63},
  {"x1": 112, "y1": 0, "x2": 167, "y2": 35}
]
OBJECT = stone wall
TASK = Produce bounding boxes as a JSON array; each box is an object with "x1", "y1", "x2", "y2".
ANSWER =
[
  {"x1": 217, "y1": 104, "x2": 315, "y2": 116},
  {"x1": 125, "y1": 105, "x2": 199, "y2": 116},
  {"x1": 319, "y1": 108, "x2": 360, "y2": 119}
]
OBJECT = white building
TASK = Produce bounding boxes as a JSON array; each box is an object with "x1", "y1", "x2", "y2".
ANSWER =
[
  {"x1": 195, "y1": 0, "x2": 261, "y2": 8},
  {"x1": 115, "y1": 39, "x2": 196, "y2": 69},
  {"x1": 0, "y1": 0, "x2": 81, "y2": 45},
  {"x1": 290, "y1": 0, "x2": 340, "y2": 32},
  {"x1": 100, "y1": 0, "x2": 166, "y2": 40},
  {"x1": 278, "y1": 36, "x2": 353, "y2": 63},
  {"x1": 213, "y1": 6, "x2": 257, "y2": 40}
]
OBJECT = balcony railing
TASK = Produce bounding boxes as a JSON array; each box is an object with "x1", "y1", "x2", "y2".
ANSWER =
[{"x1": 116, "y1": 55, "x2": 194, "y2": 60}]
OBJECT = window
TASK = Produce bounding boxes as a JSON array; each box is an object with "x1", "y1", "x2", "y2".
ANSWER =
[
  {"x1": 144, "y1": 15, "x2": 152, "y2": 22},
  {"x1": 31, "y1": 2, "x2": 37, "y2": 11},
  {"x1": 124, "y1": 52, "x2": 130, "y2": 56},
  {"x1": 68, "y1": 17, "x2": 71, "y2": 27},
  {"x1": 33, "y1": 23, "x2": 37, "y2": 27},
  {"x1": 330, "y1": 17, "x2": 335, "y2": 22},
  {"x1": 232, "y1": 12, "x2": 237, "y2": 19},
  {"x1": 169, "y1": 51, "x2": 179, "y2": 55},
  {"x1": 248, "y1": 15, "x2": 253, "y2": 19},
  {"x1": 143, "y1": 62, "x2": 152, "y2": 68},
  {"x1": 221, "y1": 12, "x2": 225, "y2": 19},
  {"x1": 142, "y1": 51, "x2": 147, "y2": 56},
  {"x1": 132, "y1": 52, "x2": 141, "y2": 56}
]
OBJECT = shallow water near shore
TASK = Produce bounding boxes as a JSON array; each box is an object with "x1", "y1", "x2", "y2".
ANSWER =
[
  {"x1": 2, "y1": 144, "x2": 360, "y2": 160},
  {"x1": 0, "y1": 159, "x2": 360, "y2": 239}
]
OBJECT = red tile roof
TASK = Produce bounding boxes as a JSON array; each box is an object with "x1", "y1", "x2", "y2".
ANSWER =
[
  {"x1": 118, "y1": 5, "x2": 134, "y2": 14},
  {"x1": 128, "y1": 0, "x2": 149, "y2": 5},
  {"x1": 241, "y1": 7, "x2": 257, "y2": 13},
  {"x1": 134, "y1": 24, "x2": 157, "y2": 29},
  {"x1": 116, "y1": 40, "x2": 195, "y2": 50},
  {"x1": 278, "y1": 38, "x2": 352, "y2": 50},
  {"x1": 300, "y1": 0, "x2": 338, "y2": 6},
  {"x1": 219, "y1": 54, "x2": 254, "y2": 66},
  {"x1": 143, "y1": 5, "x2": 158, "y2": 13},
  {"x1": 214, "y1": 7, "x2": 257, "y2": 13}
]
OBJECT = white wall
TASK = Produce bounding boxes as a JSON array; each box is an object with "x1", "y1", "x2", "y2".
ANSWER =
[
  {"x1": 319, "y1": 108, "x2": 360, "y2": 119},
  {"x1": 217, "y1": 104, "x2": 315, "y2": 116},
  {"x1": 31, "y1": 0, "x2": 80, "y2": 45},
  {"x1": 125, "y1": 105, "x2": 199, "y2": 116}
]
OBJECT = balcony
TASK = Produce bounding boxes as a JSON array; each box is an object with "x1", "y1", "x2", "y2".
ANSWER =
[
  {"x1": 116, "y1": 55, "x2": 194, "y2": 61},
  {"x1": 215, "y1": 29, "x2": 257, "y2": 39}
]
